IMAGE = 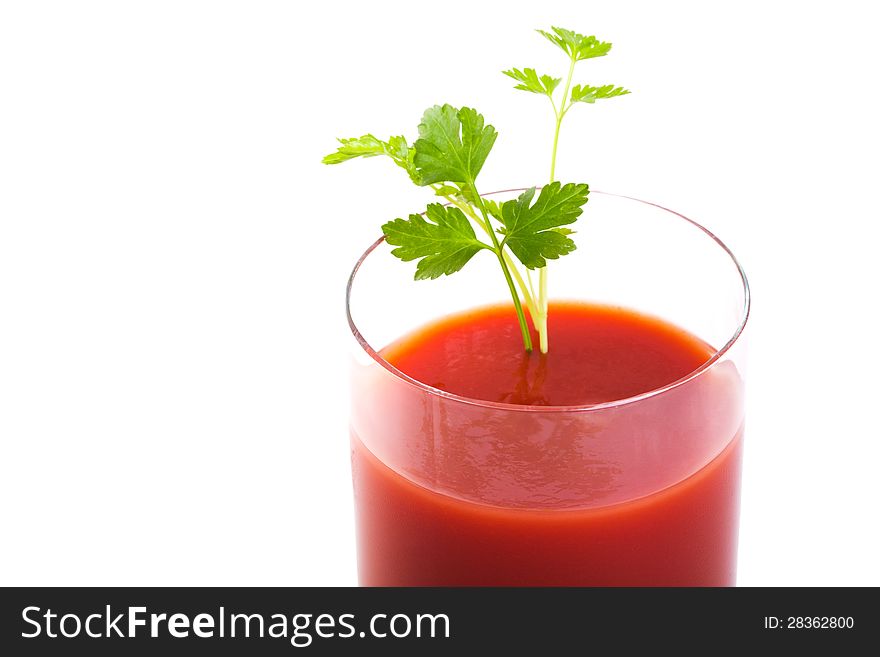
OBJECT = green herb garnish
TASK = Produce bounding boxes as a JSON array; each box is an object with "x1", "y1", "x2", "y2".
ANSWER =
[
  {"x1": 324, "y1": 26, "x2": 629, "y2": 353},
  {"x1": 503, "y1": 26, "x2": 630, "y2": 352}
]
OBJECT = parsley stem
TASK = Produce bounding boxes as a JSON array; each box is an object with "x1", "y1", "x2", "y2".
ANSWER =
[
  {"x1": 538, "y1": 268, "x2": 548, "y2": 352},
  {"x1": 437, "y1": 188, "x2": 491, "y2": 233},
  {"x1": 503, "y1": 250, "x2": 536, "y2": 318},
  {"x1": 441, "y1": 189, "x2": 538, "y2": 321},
  {"x1": 468, "y1": 181, "x2": 533, "y2": 352},
  {"x1": 549, "y1": 56, "x2": 577, "y2": 182},
  {"x1": 496, "y1": 246, "x2": 533, "y2": 353},
  {"x1": 535, "y1": 54, "x2": 578, "y2": 354}
]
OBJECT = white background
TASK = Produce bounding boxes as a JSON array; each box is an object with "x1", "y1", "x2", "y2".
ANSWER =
[{"x1": 1, "y1": 1, "x2": 878, "y2": 586}]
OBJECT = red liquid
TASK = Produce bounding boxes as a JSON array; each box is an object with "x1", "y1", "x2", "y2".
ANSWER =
[{"x1": 351, "y1": 303, "x2": 743, "y2": 586}]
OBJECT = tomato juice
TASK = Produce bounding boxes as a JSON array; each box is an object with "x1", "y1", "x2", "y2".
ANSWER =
[{"x1": 350, "y1": 302, "x2": 744, "y2": 586}]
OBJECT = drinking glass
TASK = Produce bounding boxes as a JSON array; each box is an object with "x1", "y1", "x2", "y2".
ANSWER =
[{"x1": 346, "y1": 190, "x2": 749, "y2": 586}]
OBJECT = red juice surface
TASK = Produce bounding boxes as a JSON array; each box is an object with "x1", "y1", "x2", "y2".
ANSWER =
[{"x1": 351, "y1": 302, "x2": 743, "y2": 586}]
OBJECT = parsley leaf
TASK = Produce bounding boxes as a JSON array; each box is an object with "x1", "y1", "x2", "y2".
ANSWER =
[
  {"x1": 537, "y1": 27, "x2": 612, "y2": 61},
  {"x1": 321, "y1": 134, "x2": 386, "y2": 164},
  {"x1": 498, "y1": 183, "x2": 589, "y2": 269},
  {"x1": 385, "y1": 135, "x2": 419, "y2": 182},
  {"x1": 382, "y1": 203, "x2": 490, "y2": 280},
  {"x1": 413, "y1": 105, "x2": 498, "y2": 187},
  {"x1": 483, "y1": 198, "x2": 503, "y2": 222},
  {"x1": 323, "y1": 134, "x2": 418, "y2": 182},
  {"x1": 502, "y1": 67, "x2": 562, "y2": 97},
  {"x1": 570, "y1": 84, "x2": 631, "y2": 104}
]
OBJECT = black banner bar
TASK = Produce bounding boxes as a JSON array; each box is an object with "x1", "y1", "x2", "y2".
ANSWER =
[{"x1": 0, "y1": 588, "x2": 871, "y2": 654}]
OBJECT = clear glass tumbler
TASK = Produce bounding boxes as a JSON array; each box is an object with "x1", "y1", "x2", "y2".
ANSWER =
[{"x1": 346, "y1": 191, "x2": 749, "y2": 586}]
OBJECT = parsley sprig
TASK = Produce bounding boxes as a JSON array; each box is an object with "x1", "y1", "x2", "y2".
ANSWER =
[
  {"x1": 324, "y1": 26, "x2": 628, "y2": 354},
  {"x1": 503, "y1": 26, "x2": 630, "y2": 352}
]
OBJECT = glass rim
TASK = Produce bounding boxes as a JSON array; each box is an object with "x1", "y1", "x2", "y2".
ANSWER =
[{"x1": 346, "y1": 189, "x2": 751, "y2": 414}]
